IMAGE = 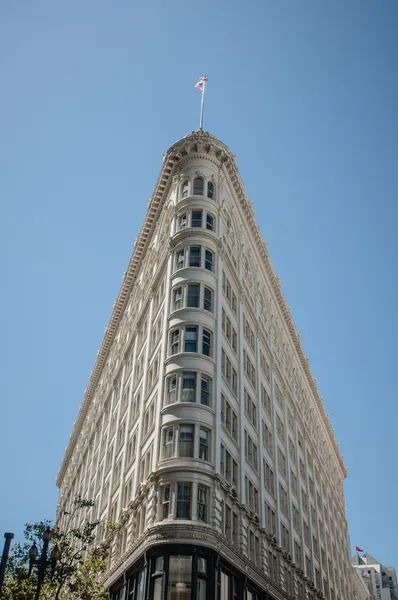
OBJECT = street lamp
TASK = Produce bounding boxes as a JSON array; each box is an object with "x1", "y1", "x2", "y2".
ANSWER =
[
  {"x1": 0, "y1": 532, "x2": 15, "y2": 596},
  {"x1": 28, "y1": 527, "x2": 61, "y2": 600}
]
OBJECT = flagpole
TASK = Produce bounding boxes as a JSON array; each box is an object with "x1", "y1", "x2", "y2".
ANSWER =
[{"x1": 199, "y1": 79, "x2": 206, "y2": 130}]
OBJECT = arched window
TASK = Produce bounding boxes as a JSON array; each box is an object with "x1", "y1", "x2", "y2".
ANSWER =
[
  {"x1": 207, "y1": 181, "x2": 214, "y2": 200},
  {"x1": 182, "y1": 180, "x2": 189, "y2": 199},
  {"x1": 193, "y1": 177, "x2": 204, "y2": 196}
]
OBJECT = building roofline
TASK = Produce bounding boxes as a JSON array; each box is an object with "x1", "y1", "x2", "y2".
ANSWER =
[{"x1": 56, "y1": 130, "x2": 347, "y2": 487}]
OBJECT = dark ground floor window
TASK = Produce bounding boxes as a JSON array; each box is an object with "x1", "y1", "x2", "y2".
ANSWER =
[{"x1": 110, "y1": 544, "x2": 284, "y2": 600}]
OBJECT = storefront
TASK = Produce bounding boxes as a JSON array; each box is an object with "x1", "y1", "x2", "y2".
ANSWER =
[{"x1": 109, "y1": 544, "x2": 276, "y2": 600}]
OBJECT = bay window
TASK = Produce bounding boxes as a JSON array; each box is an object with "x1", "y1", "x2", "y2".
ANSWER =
[
  {"x1": 164, "y1": 372, "x2": 212, "y2": 406},
  {"x1": 169, "y1": 325, "x2": 213, "y2": 358},
  {"x1": 174, "y1": 245, "x2": 215, "y2": 272},
  {"x1": 161, "y1": 423, "x2": 212, "y2": 462},
  {"x1": 171, "y1": 283, "x2": 214, "y2": 313},
  {"x1": 176, "y1": 209, "x2": 216, "y2": 232}
]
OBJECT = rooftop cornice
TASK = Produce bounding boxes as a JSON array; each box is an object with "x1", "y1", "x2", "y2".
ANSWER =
[{"x1": 57, "y1": 129, "x2": 347, "y2": 487}]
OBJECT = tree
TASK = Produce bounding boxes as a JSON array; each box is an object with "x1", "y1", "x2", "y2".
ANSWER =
[{"x1": 2, "y1": 496, "x2": 118, "y2": 600}]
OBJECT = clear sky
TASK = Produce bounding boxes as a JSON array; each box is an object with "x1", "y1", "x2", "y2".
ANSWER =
[{"x1": 1, "y1": 0, "x2": 397, "y2": 569}]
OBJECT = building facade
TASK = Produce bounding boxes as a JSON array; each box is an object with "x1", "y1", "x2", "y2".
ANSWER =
[
  {"x1": 56, "y1": 130, "x2": 352, "y2": 600},
  {"x1": 352, "y1": 553, "x2": 398, "y2": 600}
]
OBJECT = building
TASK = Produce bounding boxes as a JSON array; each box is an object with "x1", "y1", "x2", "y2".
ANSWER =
[
  {"x1": 352, "y1": 553, "x2": 398, "y2": 600},
  {"x1": 56, "y1": 130, "x2": 353, "y2": 600},
  {"x1": 352, "y1": 566, "x2": 372, "y2": 600}
]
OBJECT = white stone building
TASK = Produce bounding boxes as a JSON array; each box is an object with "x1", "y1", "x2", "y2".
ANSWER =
[
  {"x1": 56, "y1": 130, "x2": 352, "y2": 600},
  {"x1": 352, "y1": 553, "x2": 398, "y2": 600}
]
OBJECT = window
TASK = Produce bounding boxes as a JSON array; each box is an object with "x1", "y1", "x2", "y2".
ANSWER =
[
  {"x1": 179, "y1": 425, "x2": 194, "y2": 457},
  {"x1": 281, "y1": 522, "x2": 290, "y2": 553},
  {"x1": 220, "y1": 445, "x2": 238, "y2": 487},
  {"x1": 205, "y1": 249, "x2": 214, "y2": 271},
  {"x1": 160, "y1": 485, "x2": 170, "y2": 519},
  {"x1": 293, "y1": 504, "x2": 300, "y2": 531},
  {"x1": 245, "y1": 476, "x2": 259, "y2": 514},
  {"x1": 203, "y1": 287, "x2": 213, "y2": 311},
  {"x1": 185, "y1": 327, "x2": 198, "y2": 352},
  {"x1": 279, "y1": 483, "x2": 289, "y2": 516},
  {"x1": 207, "y1": 181, "x2": 214, "y2": 199},
  {"x1": 191, "y1": 210, "x2": 202, "y2": 227},
  {"x1": 261, "y1": 386, "x2": 272, "y2": 417},
  {"x1": 244, "y1": 389, "x2": 257, "y2": 429},
  {"x1": 199, "y1": 428, "x2": 210, "y2": 461},
  {"x1": 165, "y1": 372, "x2": 212, "y2": 406},
  {"x1": 171, "y1": 329, "x2": 180, "y2": 354},
  {"x1": 193, "y1": 177, "x2": 204, "y2": 195},
  {"x1": 178, "y1": 212, "x2": 187, "y2": 229},
  {"x1": 176, "y1": 483, "x2": 191, "y2": 518},
  {"x1": 221, "y1": 395, "x2": 238, "y2": 441},
  {"x1": 201, "y1": 375, "x2": 211, "y2": 406},
  {"x1": 276, "y1": 414, "x2": 285, "y2": 442},
  {"x1": 289, "y1": 437, "x2": 296, "y2": 461},
  {"x1": 268, "y1": 551, "x2": 278, "y2": 583},
  {"x1": 206, "y1": 213, "x2": 214, "y2": 230},
  {"x1": 182, "y1": 373, "x2": 196, "y2": 402},
  {"x1": 275, "y1": 383, "x2": 283, "y2": 408},
  {"x1": 187, "y1": 284, "x2": 200, "y2": 307},
  {"x1": 265, "y1": 502, "x2": 277, "y2": 536},
  {"x1": 262, "y1": 421, "x2": 273, "y2": 455},
  {"x1": 182, "y1": 180, "x2": 189, "y2": 198},
  {"x1": 278, "y1": 447, "x2": 287, "y2": 478},
  {"x1": 168, "y1": 557, "x2": 193, "y2": 600},
  {"x1": 243, "y1": 350, "x2": 256, "y2": 388},
  {"x1": 202, "y1": 329, "x2": 211, "y2": 356},
  {"x1": 291, "y1": 470, "x2": 298, "y2": 497},
  {"x1": 163, "y1": 427, "x2": 175, "y2": 458},
  {"x1": 176, "y1": 249, "x2": 184, "y2": 270},
  {"x1": 189, "y1": 246, "x2": 201, "y2": 267},
  {"x1": 244, "y1": 431, "x2": 258, "y2": 470},
  {"x1": 264, "y1": 460, "x2": 275, "y2": 495},
  {"x1": 197, "y1": 485, "x2": 208, "y2": 521},
  {"x1": 302, "y1": 489, "x2": 309, "y2": 514}
]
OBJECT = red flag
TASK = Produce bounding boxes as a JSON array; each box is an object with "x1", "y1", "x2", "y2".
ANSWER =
[{"x1": 356, "y1": 546, "x2": 364, "y2": 552}]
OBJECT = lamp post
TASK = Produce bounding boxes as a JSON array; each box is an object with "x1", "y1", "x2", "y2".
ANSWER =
[
  {"x1": 28, "y1": 527, "x2": 61, "y2": 600},
  {"x1": 0, "y1": 532, "x2": 15, "y2": 596}
]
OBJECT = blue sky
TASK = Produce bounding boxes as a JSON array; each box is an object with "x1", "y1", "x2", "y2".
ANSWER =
[{"x1": 1, "y1": 0, "x2": 397, "y2": 567}]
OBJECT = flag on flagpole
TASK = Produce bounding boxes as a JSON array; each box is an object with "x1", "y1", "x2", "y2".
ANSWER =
[
  {"x1": 195, "y1": 77, "x2": 208, "y2": 130},
  {"x1": 195, "y1": 76, "x2": 208, "y2": 92},
  {"x1": 356, "y1": 546, "x2": 364, "y2": 553}
]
